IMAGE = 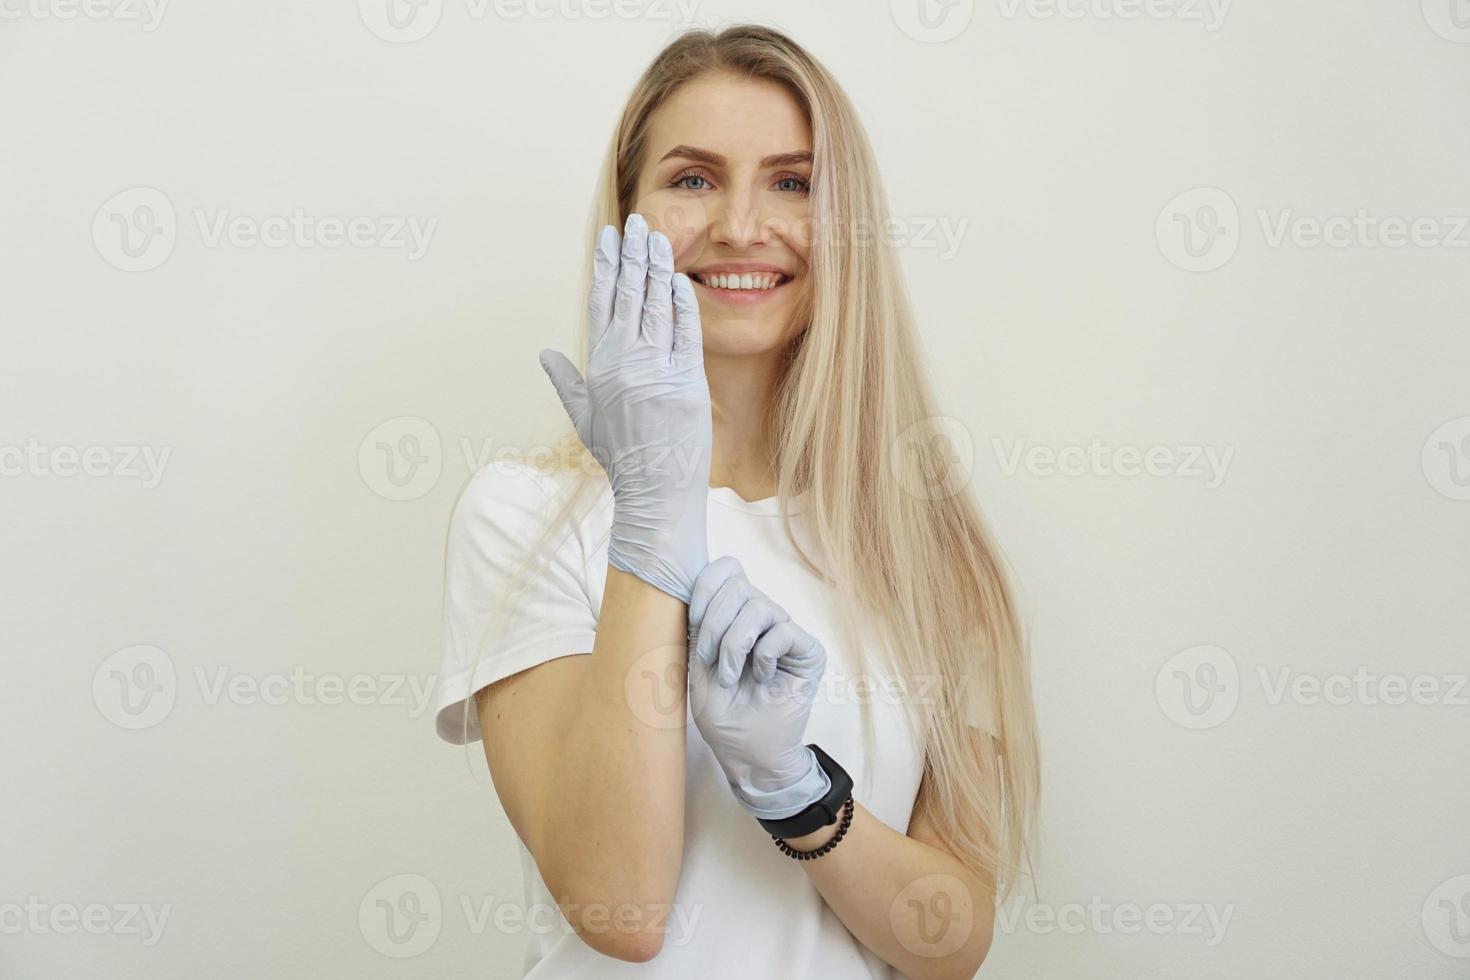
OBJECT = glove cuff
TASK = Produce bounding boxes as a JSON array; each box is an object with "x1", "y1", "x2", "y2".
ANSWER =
[
  {"x1": 608, "y1": 505, "x2": 708, "y2": 604},
  {"x1": 730, "y1": 746, "x2": 832, "y2": 821}
]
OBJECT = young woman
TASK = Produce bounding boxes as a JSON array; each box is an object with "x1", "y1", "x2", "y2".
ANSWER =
[{"x1": 434, "y1": 25, "x2": 1039, "y2": 979}]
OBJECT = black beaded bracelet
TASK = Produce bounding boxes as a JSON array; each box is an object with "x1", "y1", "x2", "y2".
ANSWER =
[{"x1": 771, "y1": 796, "x2": 855, "y2": 860}]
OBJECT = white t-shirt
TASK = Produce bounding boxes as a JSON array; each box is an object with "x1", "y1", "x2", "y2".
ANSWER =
[{"x1": 433, "y1": 460, "x2": 993, "y2": 979}]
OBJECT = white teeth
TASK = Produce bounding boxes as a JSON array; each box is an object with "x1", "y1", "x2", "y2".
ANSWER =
[{"x1": 696, "y1": 272, "x2": 783, "y2": 290}]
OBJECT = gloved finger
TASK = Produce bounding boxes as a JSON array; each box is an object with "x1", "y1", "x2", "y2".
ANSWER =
[
  {"x1": 718, "y1": 598, "x2": 789, "y2": 688},
  {"x1": 692, "y1": 570, "x2": 754, "y2": 668},
  {"x1": 610, "y1": 213, "x2": 649, "y2": 349},
  {"x1": 671, "y1": 272, "x2": 703, "y2": 365},
  {"x1": 537, "y1": 349, "x2": 589, "y2": 445},
  {"x1": 688, "y1": 556, "x2": 743, "y2": 629},
  {"x1": 749, "y1": 619, "x2": 800, "y2": 686},
  {"x1": 587, "y1": 224, "x2": 620, "y2": 353},
  {"x1": 774, "y1": 626, "x2": 826, "y2": 681},
  {"x1": 642, "y1": 231, "x2": 675, "y2": 352}
]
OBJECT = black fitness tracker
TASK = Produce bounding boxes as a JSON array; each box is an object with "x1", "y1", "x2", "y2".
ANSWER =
[{"x1": 756, "y1": 743, "x2": 854, "y2": 839}]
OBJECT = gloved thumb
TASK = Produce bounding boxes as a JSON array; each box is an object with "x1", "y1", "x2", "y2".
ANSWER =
[{"x1": 538, "y1": 349, "x2": 589, "y2": 436}]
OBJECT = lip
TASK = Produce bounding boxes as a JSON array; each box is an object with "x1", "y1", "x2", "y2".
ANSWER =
[
  {"x1": 686, "y1": 262, "x2": 795, "y2": 307},
  {"x1": 690, "y1": 272, "x2": 793, "y2": 307},
  {"x1": 688, "y1": 262, "x2": 792, "y2": 277}
]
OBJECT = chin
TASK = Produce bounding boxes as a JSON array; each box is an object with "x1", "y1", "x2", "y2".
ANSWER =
[{"x1": 699, "y1": 316, "x2": 799, "y2": 357}]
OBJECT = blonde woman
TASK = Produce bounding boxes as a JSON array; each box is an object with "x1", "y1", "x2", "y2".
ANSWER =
[{"x1": 433, "y1": 25, "x2": 1038, "y2": 979}]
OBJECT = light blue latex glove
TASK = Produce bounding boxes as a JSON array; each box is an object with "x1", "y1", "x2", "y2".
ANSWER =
[
  {"x1": 687, "y1": 556, "x2": 832, "y2": 821},
  {"x1": 539, "y1": 213, "x2": 713, "y2": 604}
]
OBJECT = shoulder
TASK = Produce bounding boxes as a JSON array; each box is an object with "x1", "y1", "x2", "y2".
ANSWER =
[
  {"x1": 449, "y1": 457, "x2": 609, "y2": 550},
  {"x1": 455, "y1": 457, "x2": 590, "y2": 520}
]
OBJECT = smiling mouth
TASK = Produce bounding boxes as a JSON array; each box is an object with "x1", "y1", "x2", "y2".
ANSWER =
[{"x1": 690, "y1": 271, "x2": 792, "y2": 292}]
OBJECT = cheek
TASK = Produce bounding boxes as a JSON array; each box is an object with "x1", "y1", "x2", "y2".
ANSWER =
[
  {"x1": 769, "y1": 209, "x2": 815, "y2": 268},
  {"x1": 632, "y1": 191, "x2": 711, "y2": 269}
]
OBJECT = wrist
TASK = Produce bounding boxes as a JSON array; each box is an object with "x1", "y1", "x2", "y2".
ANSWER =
[
  {"x1": 602, "y1": 525, "x2": 705, "y2": 608},
  {"x1": 608, "y1": 512, "x2": 708, "y2": 605},
  {"x1": 780, "y1": 814, "x2": 843, "y2": 849},
  {"x1": 728, "y1": 746, "x2": 830, "y2": 820},
  {"x1": 754, "y1": 744, "x2": 855, "y2": 841}
]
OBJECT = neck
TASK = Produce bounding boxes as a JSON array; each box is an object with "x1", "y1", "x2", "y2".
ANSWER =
[{"x1": 704, "y1": 348, "x2": 784, "y2": 500}]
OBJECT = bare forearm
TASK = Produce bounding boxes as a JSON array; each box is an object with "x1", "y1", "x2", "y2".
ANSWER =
[
  {"x1": 536, "y1": 566, "x2": 688, "y2": 938},
  {"x1": 782, "y1": 805, "x2": 995, "y2": 980}
]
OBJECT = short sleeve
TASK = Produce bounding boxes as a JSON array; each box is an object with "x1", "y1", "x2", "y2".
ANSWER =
[{"x1": 432, "y1": 461, "x2": 602, "y2": 745}]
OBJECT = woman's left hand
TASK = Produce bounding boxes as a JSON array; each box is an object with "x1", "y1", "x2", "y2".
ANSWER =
[{"x1": 686, "y1": 556, "x2": 832, "y2": 820}]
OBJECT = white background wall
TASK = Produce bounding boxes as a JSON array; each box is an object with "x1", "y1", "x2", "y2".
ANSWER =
[{"x1": 3, "y1": 1, "x2": 1467, "y2": 977}]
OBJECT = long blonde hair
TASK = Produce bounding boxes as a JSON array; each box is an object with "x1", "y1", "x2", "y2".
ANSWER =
[{"x1": 455, "y1": 24, "x2": 1039, "y2": 899}]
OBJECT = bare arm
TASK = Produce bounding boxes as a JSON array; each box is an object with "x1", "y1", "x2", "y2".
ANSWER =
[
  {"x1": 473, "y1": 215, "x2": 709, "y2": 962},
  {"x1": 778, "y1": 753, "x2": 997, "y2": 980},
  {"x1": 474, "y1": 565, "x2": 688, "y2": 962}
]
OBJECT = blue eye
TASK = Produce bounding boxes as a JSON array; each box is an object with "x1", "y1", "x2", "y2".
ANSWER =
[
  {"x1": 671, "y1": 170, "x2": 709, "y2": 191},
  {"x1": 775, "y1": 175, "x2": 811, "y2": 194}
]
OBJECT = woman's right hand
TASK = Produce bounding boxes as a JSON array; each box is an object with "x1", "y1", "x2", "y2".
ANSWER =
[{"x1": 539, "y1": 212, "x2": 713, "y2": 604}]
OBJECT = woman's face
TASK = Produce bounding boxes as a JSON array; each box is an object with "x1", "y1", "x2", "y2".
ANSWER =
[{"x1": 632, "y1": 72, "x2": 813, "y2": 358}]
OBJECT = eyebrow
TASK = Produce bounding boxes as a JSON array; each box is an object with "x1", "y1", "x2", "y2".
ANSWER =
[{"x1": 656, "y1": 145, "x2": 813, "y2": 169}]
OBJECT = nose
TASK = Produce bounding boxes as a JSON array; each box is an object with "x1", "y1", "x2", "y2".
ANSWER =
[{"x1": 707, "y1": 185, "x2": 774, "y2": 252}]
